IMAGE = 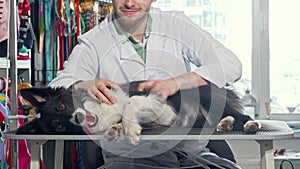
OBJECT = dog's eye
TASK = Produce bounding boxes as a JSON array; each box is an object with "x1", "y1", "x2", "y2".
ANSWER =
[
  {"x1": 52, "y1": 120, "x2": 65, "y2": 131},
  {"x1": 57, "y1": 103, "x2": 66, "y2": 111},
  {"x1": 56, "y1": 123, "x2": 64, "y2": 129}
]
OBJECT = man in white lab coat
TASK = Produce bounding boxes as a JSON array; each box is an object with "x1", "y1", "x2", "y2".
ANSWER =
[{"x1": 50, "y1": 0, "x2": 242, "y2": 168}]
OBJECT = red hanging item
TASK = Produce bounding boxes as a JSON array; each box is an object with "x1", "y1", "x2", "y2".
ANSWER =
[
  {"x1": 75, "y1": 0, "x2": 81, "y2": 39},
  {"x1": 55, "y1": 0, "x2": 65, "y2": 70}
]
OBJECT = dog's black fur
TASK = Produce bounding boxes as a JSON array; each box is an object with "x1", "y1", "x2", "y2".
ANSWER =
[
  {"x1": 16, "y1": 87, "x2": 84, "y2": 134},
  {"x1": 16, "y1": 81, "x2": 258, "y2": 136}
]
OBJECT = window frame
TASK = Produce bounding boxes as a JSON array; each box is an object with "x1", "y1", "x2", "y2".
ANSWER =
[
  {"x1": 257, "y1": 0, "x2": 300, "y2": 120},
  {"x1": 155, "y1": 0, "x2": 298, "y2": 120},
  {"x1": 252, "y1": 0, "x2": 270, "y2": 119}
]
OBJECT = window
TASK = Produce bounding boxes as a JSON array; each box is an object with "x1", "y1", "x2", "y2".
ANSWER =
[
  {"x1": 186, "y1": 0, "x2": 202, "y2": 6},
  {"x1": 155, "y1": 0, "x2": 253, "y2": 116},
  {"x1": 156, "y1": 0, "x2": 252, "y2": 94},
  {"x1": 269, "y1": 0, "x2": 300, "y2": 114},
  {"x1": 214, "y1": 12, "x2": 225, "y2": 27},
  {"x1": 157, "y1": 0, "x2": 171, "y2": 7},
  {"x1": 203, "y1": 0, "x2": 212, "y2": 6},
  {"x1": 203, "y1": 11, "x2": 213, "y2": 27},
  {"x1": 158, "y1": 0, "x2": 171, "y2": 3},
  {"x1": 188, "y1": 15, "x2": 202, "y2": 27},
  {"x1": 156, "y1": 0, "x2": 300, "y2": 120}
]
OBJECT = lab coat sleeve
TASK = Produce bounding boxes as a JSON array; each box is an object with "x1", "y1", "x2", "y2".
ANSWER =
[
  {"x1": 174, "y1": 12, "x2": 242, "y2": 88},
  {"x1": 49, "y1": 37, "x2": 99, "y2": 88}
]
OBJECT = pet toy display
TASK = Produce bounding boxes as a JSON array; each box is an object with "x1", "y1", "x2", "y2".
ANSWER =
[
  {"x1": 0, "y1": 75, "x2": 33, "y2": 169},
  {"x1": 81, "y1": 0, "x2": 94, "y2": 31},
  {"x1": 48, "y1": 0, "x2": 112, "y2": 83}
]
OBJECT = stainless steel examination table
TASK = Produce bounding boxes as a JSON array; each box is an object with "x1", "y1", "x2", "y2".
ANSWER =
[{"x1": 2, "y1": 120, "x2": 294, "y2": 169}]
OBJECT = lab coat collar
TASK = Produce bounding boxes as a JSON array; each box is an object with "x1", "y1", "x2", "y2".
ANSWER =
[
  {"x1": 102, "y1": 8, "x2": 167, "y2": 63},
  {"x1": 105, "y1": 8, "x2": 166, "y2": 42}
]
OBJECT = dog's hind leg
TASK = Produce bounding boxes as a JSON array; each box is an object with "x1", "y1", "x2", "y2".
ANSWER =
[
  {"x1": 121, "y1": 96, "x2": 144, "y2": 145},
  {"x1": 243, "y1": 120, "x2": 261, "y2": 133},
  {"x1": 218, "y1": 113, "x2": 261, "y2": 133},
  {"x1": 218, "y1": 89, "x2": 261, "y2": 133},
  {"x1": 104, "y1": 123, "x2": 124, "y2": 142},
  {"x1": 121, "y1": 94, "x2": 177, "y2": 145},
  {"x1": 216, "y1": 116, "x2": 235, "y2": 132}
]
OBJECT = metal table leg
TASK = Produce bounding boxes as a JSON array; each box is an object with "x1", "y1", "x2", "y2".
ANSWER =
[
  {"x1": 28, "y1": 140, "x2": 47, "y2": 169},
  {"x1": 54, "y1": 140, "x2": 64, "y2": 169},
  {"x1": 256, "y1": 140, "x2": 275, "y2": 169}
]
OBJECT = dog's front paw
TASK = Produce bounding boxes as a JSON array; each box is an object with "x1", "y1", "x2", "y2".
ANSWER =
[
  {"x1": 122, "y1": 120, "x2": 142, "y2": 145},
  {"x1": 216, "y1": 116, "x2": 235, "y2": 132},
  {"x1": 104, "y1": 123, "x2": 123, "y2": 142},
  {"x1": 244, "y1": 121, "x2": 261, "y2": 133}
]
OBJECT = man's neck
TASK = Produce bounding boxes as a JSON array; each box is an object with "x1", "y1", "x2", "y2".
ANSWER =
[
  {"x1": 126, "y1": 17, "x2": 148, "y2": 42},
  {"x1": 112, "y1": 12, "x2": 151, "y2": 42}
]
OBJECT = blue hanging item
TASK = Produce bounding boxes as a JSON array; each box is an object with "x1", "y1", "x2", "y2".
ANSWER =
[{"x1": 44, "y1": 0, "x2": 52, "y2": 83}]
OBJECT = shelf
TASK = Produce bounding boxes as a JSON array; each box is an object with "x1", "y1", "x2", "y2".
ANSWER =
[{"x1": 0, "y1": 58, "x2": 31, "y2": 69}]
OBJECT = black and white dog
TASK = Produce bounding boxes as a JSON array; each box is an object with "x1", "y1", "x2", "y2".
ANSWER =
[
  {"x1": 16, "y1": 81, "x2": 260, "y2": 145},
  {"x1": 16, "y1": 86, "x2": 85, "y2": 134}
]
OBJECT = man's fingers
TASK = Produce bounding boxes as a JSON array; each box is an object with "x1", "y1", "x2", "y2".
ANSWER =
[
  {"x1": 138, "y1": 81, "x2": 154, "y2": 91},
  {"x1": 97, "y1": 84, "x2": 115, "y2": 104},
  {"x1": 89, "y1": 88, "x2": 113, "y2": 105},
  {"x1": 87, "y1": 90, "x2": 99, "y2": 101},
  {"x1": 101, "y1": 79, "x2": 123, "y2": 92},
  {"x1": 75, "y1": 79, "x2": 119, "y2": 105}
]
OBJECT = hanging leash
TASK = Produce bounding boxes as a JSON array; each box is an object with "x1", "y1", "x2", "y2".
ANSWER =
[{"x1": 44, "y1": 0, "x2": 52, "y2": 83}]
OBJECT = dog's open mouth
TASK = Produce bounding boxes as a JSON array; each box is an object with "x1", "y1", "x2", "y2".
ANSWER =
[{"x1": 84, "y1": 111, "x2": 98, "y2": 134}]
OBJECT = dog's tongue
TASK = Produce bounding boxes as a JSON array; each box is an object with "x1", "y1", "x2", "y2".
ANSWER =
[
  {"x1": 84, "y1": 113, "x2": 96, "y2": 134},
  {"x1": 86, "y1": 113, "x2": 96, "y2": 124}
]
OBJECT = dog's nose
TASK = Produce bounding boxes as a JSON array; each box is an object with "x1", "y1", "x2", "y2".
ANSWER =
[{"x1": 75, "y1": 112, "x2": 85, "y2": 124}]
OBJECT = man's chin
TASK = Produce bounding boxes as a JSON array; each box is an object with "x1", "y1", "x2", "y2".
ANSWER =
[
  {"x1": 119, "y1": 15, "x2": 139, "y2": 23},
  {"x1": 118, "y1": 14, "x2": 147, "y2": 27}
]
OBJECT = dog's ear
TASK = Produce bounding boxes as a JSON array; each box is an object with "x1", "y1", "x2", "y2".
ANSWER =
[{"x1": 20, "y1": 87, "x2": 53, "y2": 107}]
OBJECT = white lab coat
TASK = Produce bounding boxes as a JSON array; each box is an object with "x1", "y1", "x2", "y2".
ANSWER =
[
  {"x1": 50, "y1": 8, "x2": 241, "y2": 88},
  {"x1": 49, "y1": 8, "x2": 242, "y2": 168}
]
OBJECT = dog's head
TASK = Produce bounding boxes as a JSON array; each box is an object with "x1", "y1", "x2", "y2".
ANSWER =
[
  {"x1": 70, "y1": 90, "x2": 124, "y2": 134},
  {"x1": 71, "y1": 99, "x2": 101, "y2": 134},
  {"x1": 16, "y1": 87, "x2": 85, "y2": 134}
]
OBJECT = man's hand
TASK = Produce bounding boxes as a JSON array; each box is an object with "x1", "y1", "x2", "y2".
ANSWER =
[
  {"x1": 74, "y1": 78, "x2": 122, "y2": 105},
  {"x1": 138, "y1": 78, "x2": 180, "y2": 101},
  {"x1": 138, "y1": 72, "x2": 208, "y2": 101}
]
